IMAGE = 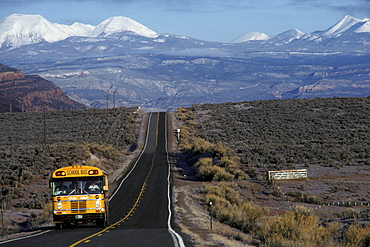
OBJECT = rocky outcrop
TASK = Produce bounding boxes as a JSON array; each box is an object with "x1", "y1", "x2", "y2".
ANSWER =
[
  {"x1": 298, "y1": 79, "x2": 370, "y2": 93},
  {"x1": 282, "y1": 78, "x2": 370, "y2": 99},
  {"x1": 0, "y1": 64, "x2": 25, "y2": 82},
  {"x1": 0, "y1": 64, "x2": 86, "y2": 113},
  {"x1": 0, "y1": 71, "x2": 25, "y2": 81},
  {"x1": 312, "y1": 68, "x2": 370, "y2": 78}
]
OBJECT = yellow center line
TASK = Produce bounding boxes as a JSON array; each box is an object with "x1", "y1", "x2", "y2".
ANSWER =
[{"x1": 69, "y1": 113, "x2": 160, "y2": 247}]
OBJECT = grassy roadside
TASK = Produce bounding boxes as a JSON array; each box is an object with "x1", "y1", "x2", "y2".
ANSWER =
[{"x1": 172, "y1": 98, "x2": 370, "y2": 247}]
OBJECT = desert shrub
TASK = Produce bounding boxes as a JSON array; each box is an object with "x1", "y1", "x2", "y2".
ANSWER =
[
  {"x1": 21, "y1": 170, "x2": 34, "y2": 184},
  {"x1": 232, "y1": 202, "x2": 266, "y2": 233},
  {"x1": 218, "y1": 156, "x2": 246, "y2": 180},
  {"x1": 295, "y1": 192, "x2": 322, "y2": 204},
  {"x1": 219, "y1": 156, "x2": 236, "y2": 168},
  {"x1": 212, "y1": 142, "x2": 231, "y2": 158},
  {"x1": 359, "y1": 208, "x2": 370, "y2": 218},
  {"x1": 195, "y1": 158, "x2": 234, "y2": 181},
  {"x1": 86, "y1": 158, "x2": 100, "y2": 167},
  {"x1": 338, "y1": 208, "x2": 361, "y2": 219},
  {"x1": 196, "y1": 157, "x2": 213, "y2": 167},
  {"x1": 36, "y1": 202, "x2": 53, "y2": 225},
  {"x1": 177, "y1": 126, "x2": 194, "y2": 150},
  {"x1": 293, "y1": 205, "x2": 313, "y2": 217},
  {"x1": 188, "y1": 97, "x2": 370, "y2": 169},
  {"x1": 177, "y1": 106, "x2": 247, "y2": 182},
  {"x1": 272, "y1": 186, "x2": 283, "y2": 197},
  {"x1": 203, "y1": 184, "x2": 268, "y2": 233},
  {"x1": 343, "y1": 224, "x2": 370, "y2": 247},
  {"x1": 86, "y1": 142, "x2": 120, "y2": 161},
  {"x1": 257, "y1": 211, "x2": 337, "y2": 247},
  {"x1": 177, "y1": 107, "x2": 195, "y2": 121},
  {"x1": 11, "y1": 188, "x2": 23, "y2": 199},
  {"x1": 192, "y1": 138, "x2": 214, "y2": 154}
]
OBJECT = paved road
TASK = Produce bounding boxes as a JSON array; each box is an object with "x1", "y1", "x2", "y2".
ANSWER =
[{"x1": 0, "y1": 112, "x2": 185, "y2": 247}]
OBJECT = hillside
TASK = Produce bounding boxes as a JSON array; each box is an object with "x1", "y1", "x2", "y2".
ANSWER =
[
  {"x1": 193, "y1": 97, "x2": 370, "y2": 167},
  {"x1": 0, "y1": 107, "x2": 142, "y2": 236},
  {"x1": 0, "y1": 64, "x2": 86, "y2": 113},
  {"x1": 173, "y1": 97, "x2": 370, "y2": 246}
]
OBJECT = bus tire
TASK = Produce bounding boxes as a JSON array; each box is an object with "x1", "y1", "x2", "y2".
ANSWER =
[
  {"x1": 55, "y1": 223, "x2": 63, "y2": 230},
  {"x1": 97, "y1": 219, "x2": 106, "y2": 228},
  {"x1": 105, "y1": 211, "x2": 110, "y2": 226}
]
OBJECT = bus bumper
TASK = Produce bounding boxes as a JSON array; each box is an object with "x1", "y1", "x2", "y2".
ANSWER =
[{"x1": 53, "y1": 213, "x2": 105, "y2": 223}]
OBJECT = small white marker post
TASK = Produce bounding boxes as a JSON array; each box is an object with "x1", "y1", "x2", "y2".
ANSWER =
[
  {"x1": 177, "y1": 129, "x2": 180, "y2": 140},
  {"x1": 209, "y1": 201, "x2": 213, "y2": 231}
]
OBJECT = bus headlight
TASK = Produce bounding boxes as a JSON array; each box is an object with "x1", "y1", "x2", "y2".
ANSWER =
[{"x1": 57, "y1": 202, "x2": 62, "y2": 210}]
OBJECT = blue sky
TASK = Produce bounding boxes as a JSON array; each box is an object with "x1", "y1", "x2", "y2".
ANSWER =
[{"x1": 1, "y1": 0, "x2": 370, "y2": 42}]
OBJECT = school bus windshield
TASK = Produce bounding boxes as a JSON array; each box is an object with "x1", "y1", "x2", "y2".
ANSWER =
[{"x1": 52, "y1": 177, "x2": 103, "y2": 196}]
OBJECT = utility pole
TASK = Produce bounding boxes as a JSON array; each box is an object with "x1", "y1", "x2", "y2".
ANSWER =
[
  {"x1": 38, "y1": 103, "x2": 51, "y2": 145},
  {"x1": 104, "y1": 95, "x2": 110, "y2": 116},
  {"x1": 112, "y1": 91, "x2": 118, "y2": 109}
]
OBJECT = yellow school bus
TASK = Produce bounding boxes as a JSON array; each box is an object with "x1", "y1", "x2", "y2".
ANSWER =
[{"x1": 50, "y1": 165, "x2": 109, "y2": 229}]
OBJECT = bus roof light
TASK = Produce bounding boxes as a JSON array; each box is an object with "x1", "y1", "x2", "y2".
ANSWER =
[
  {"x1": 55, "y1": 171, "x2": 66, "y2": 176},
  {"x1": 88, "y1": 170, "x2": 99, "y2": 175}
]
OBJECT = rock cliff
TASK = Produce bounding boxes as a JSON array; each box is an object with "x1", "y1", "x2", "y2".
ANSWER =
[{"x1": 0, "y1": 64, "x2": 86, "y2": 113}]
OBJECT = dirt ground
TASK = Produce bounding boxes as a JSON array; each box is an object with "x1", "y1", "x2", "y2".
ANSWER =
[
  {"x1": 168, "y1": 112, "x2": 256, "y2": 246},
  {"x1": 167, "y1": 112, "x2": 370, "y2": 246}
]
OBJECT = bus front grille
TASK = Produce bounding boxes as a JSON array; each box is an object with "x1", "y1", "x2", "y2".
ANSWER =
[{"x1": 70, "y1": 200, "x2": 87, "y2": 213}]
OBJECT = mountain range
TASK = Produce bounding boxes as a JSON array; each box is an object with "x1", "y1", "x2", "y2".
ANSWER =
[
  {"x1": 0, "y1": 14, "x2": 369, "y2": 111},
  {"x1": 0, "y1": 14, "x2": 158, "y2": 48}
]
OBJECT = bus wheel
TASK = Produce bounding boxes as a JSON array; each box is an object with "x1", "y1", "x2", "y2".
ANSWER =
[
  {"x1": 55, "y1": 223, "x2": 63, "y2": 230},
  {"x1": 98, "y1": 219, "x2": 107, "y2": 228}
]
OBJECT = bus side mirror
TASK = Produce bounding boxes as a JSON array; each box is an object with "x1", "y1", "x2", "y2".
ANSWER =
[{"x1": 103, "y1": 177, "x2": 108, "y2": 191}]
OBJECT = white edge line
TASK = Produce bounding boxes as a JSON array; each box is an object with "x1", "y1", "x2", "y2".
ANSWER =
[
  {"x1": 165, "y1": 113, "x2": 186, "y2": 247},
  {"x1": 0, "y1": 230, "x2": 53, "y2": 245},
  {"x1": 109, "y1": 112, "x2": 153, "y2": 201}
]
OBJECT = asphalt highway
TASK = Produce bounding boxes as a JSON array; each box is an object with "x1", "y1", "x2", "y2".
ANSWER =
[{"x1": 0, "y1": 112, "x2": 186, "y2": 247}]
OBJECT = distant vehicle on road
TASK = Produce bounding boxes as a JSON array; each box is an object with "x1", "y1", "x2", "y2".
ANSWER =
[{"x1": 50, "y1": 165, "x2": 109, "y2": 229}]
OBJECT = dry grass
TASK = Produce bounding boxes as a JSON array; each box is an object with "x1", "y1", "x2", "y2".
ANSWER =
[
  {"x1": 168, "y1": 108, "x2": 370, "y2": 247},
  {"x1": 173, "y1": 185, "x2": 255, "y2": 247}
]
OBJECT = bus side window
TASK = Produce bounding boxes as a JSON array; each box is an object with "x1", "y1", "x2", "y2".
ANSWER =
[{"x1": 53, "y1": 182, "x2": 67, "y2": 195}]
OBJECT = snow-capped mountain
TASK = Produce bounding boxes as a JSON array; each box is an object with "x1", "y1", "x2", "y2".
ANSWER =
[
  {"x1": 319, "y1": 15, "x2": 370, "y2": 37},
  {"x1": 293, "y1": 15, "x2": 370, "y2": 45},
  {"x1": 93, "y1": 16, "x2": 158, "y2": 38},
  {"x1": 0, "y1": 14, "x2": 369, "y2": 111},
  {"x1": 269, "y1": 28, "x2": 305, "y2": 44},
  {"x1": 0, "y1": 14, "x2": 72, "y2": 47},
  {"x1": 231, "y1": 32, "x2": 270, "y2": 43},
  {"x1": 1, "y1": 14, "x2": 370, "y2": 50},
  {"x1": 232, "y1": 15, "x2": 370, "y2": 45},
  {"x1": 0, "y1": 14, "x2": 158, "y2": 48}
]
